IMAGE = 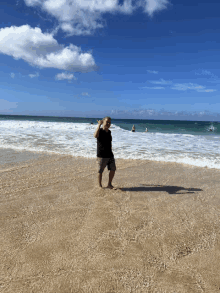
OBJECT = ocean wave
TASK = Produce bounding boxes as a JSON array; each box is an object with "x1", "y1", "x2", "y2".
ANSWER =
[{"x1": 0, "y1": 120, "x2": 219, "y2": 169}]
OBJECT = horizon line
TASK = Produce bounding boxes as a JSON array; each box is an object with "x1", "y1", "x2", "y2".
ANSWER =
[{"x1": 0, "y1": 113, "x2": 219, "y2": 123}]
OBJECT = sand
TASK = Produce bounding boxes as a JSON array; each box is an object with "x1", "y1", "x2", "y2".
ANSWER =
[{"x1": 1, "y1": 149, "x2": 220, "y2": 293}]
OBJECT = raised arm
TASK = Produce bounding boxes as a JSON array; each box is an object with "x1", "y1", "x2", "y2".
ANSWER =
[{"x1": 94, "y1": 120, "x2": 103, "y2": 138}]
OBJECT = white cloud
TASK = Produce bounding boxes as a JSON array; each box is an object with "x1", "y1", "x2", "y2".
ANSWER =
[
  {"x1": 197, "y1": 89, "x2": 216, "y2": 93},
  {"x1": 143, "y1": 79, "x2": 216, "y2": 93},
  {"x1": 141, "y1": 86, "x2": 165, "y2": 89},
  {"x1": 29, "y1": 72, "x2": 39, "y2": 78},
  {"x1": 25, "y1": 0, "x2": 42, "y2": 5},
  {"x1": 110, "y1": 108, "x2": 220, "y2": 120},
  {"x1": 24, "y1": 0, "x2": 170, "y2": 35},
  {"x1": 195, "y1": 69, "x2": 218, "y2": 80},
  {"x1": 10, "y1": 73, "x2": 15, "y2": 78},
  {"x1": 149, "y1": 78, "x2": 172, "y2": 85},
  {"x1": 144, "y1": 0, "x2": 169, "y2": 16},
  {"x1": 55, "y1": 72, "x2": 76, "y2": 80},
  {"x1": 195, "y1": 70, "x2": 212, "y2": 76},
  {"x1": 0, "y1": 25, "x2": 96, "y2": 72},
  {"x1": 201, "y1": 70, "x2": 212, "y2": 75},
  {"x1": 147, "y1": 70, "x2": 158, "y2": 74},
  {"x1": 171, "y1": 83, "x2": 216, "y2": 92},
  {"x1": 81, "y1": 92, "x2": 90, "y2": 96},
  {"x1": 171, "y1": 83, "x2": 204, "y2": 91}
]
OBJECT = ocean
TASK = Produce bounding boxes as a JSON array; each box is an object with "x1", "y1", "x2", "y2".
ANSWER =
[{"x1": 0, "y1": 114, "x2": 219, "y2": 169}]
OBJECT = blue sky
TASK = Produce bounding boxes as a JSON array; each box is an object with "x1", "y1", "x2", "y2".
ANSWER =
[{"x1": 0, "y1": 0, "x2": 220, "y2": 121}]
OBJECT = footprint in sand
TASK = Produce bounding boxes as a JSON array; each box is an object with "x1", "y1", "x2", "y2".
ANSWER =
[
  {"x1": 93, "y1": 186, "x2": 122, "y2": 197},
  {"x1": 93, "y1": 186, "x2": 106, "y2": 197}
]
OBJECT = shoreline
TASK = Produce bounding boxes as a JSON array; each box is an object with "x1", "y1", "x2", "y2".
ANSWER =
[
  {"x1": 0, "y1": 147, "x2": 219, "y2": 171},
  {"x1": 1, "y1": 148, "x2": 220, "y2": 292}
]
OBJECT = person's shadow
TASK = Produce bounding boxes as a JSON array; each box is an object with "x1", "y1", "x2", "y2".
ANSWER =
[{"x1": 120, "y1": 184, "x2": 202, "y2": 195}]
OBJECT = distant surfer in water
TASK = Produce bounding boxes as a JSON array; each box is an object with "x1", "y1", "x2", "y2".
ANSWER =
[
  {"x1": 131, "y1": 125, "x2": 135, "y2": 132},
  {"x1": 145, "y1": 128, "x2": 148, "y2": 132}
]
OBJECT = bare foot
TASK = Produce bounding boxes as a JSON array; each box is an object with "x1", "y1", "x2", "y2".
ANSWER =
[{"x1": 106, "y1": 184, "x2": 117, "y2": 190}]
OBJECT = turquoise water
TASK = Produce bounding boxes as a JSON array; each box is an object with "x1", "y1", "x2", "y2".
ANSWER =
[{"x1": 0, "y1": 114, "x2": 219, "y2": 136}]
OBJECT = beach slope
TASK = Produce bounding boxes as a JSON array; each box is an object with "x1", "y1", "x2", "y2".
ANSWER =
[{"x1": 1, "y1": 150, "x2": 220, "y2": 292}]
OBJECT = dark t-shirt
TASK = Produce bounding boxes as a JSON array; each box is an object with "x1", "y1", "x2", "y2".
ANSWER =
[{"x1": 97, "y1": 128, "x2": 114, "y2": 158}]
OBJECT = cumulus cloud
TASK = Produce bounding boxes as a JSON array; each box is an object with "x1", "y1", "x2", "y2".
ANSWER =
[
  {"x1": 147, "y1": 70, "x2": 158, "y2": 74},
  {"x1": 10, "y1": 73, "x2": 15, "y2": 78},
  {"x1": 55, "y1": 72, "x2": 76, "y2": 80},
  {"x1": 0, "y1": 25, "x2": 96, "y2": 72},
  {"x1": 29, "y1": 72, "x2": 39, "y2": 78},
  {"x1": 24, "y1": 0, "x2": 170, "y2": 35}
]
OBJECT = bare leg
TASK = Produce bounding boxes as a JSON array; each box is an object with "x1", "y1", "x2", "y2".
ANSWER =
[
  {"x1": 107, "y1": 170, "x2": 115, "y2": 189},
  {"x1": 98, "y1": 173, "x2": 102, "y2": 187}
]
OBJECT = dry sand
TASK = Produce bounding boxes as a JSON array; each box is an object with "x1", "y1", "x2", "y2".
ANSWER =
[{"x1": 1, "y1": 149, "x2": 220, "y2": 293}]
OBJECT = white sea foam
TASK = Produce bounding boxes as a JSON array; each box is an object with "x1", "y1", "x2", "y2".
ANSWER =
[{"x1": 0, "y1": 120, "x2": 219, "y2": 169}]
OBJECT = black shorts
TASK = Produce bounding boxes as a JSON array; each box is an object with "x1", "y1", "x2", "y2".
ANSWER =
[{"x1": 97, "y1": 157, "x2": 116, "y2": 173}]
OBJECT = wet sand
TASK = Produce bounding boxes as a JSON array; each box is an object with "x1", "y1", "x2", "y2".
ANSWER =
[{"x1": 1, "y1": 149, "x2": 220, "y2": 292}]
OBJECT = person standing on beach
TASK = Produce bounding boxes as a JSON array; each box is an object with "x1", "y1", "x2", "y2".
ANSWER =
[{"x1": 94, "y1": 117, "x2": 116, "y2": 189}]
